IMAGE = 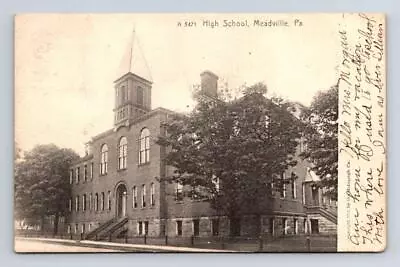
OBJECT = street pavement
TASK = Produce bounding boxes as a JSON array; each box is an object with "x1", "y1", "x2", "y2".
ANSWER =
[
  {"x1": 15, "y1": 238, "x2": 124, "y2": 253},
  {"x1": 14, "y1": 237, "x2": 232, "y2": 253}
]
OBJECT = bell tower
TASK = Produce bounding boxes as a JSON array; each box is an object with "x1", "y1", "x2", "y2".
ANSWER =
[{"x1": 113, "y1": 30, "x2": 152, "y2": 128}]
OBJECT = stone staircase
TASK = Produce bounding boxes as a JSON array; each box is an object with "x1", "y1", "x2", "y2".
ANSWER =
[
  {"x1": 306, "y1": 206, "x2": 337, "y2": 234},
  {"x1": 84, "y1": 217, "x2": 128, "y2": 241}
]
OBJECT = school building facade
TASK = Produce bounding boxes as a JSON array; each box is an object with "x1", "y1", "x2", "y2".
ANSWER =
[{"x1": 65, "y1": 32, "x2": 337, "y2": 240}]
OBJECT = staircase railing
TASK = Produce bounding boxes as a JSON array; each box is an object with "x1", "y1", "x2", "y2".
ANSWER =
[
  {"x1": 318, "y1": 208, "x2": 337, "y2": 224},
  {"x1": 84, "y1": 218, "x2": 116, "y2": 240},
  {"x1": 305, "y1": 206, "x2": 337, "y2": 224},
  {"x1": 98, "y1": 217, "x2": 128, "y2": 240}
]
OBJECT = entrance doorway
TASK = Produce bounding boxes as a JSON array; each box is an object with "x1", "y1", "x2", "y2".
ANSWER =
[{"x1": 116, "y1": 183, "x2": 127, "y2": 217}]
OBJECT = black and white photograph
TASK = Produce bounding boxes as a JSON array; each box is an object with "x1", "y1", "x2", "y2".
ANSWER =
[{"x1": 14, "y1": 13, "x2": 386, "y2": 253}]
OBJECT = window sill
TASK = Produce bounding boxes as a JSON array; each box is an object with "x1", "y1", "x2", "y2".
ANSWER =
[
  {"x1": 117, "y1": 168, "x2": 127, "y2": 172},
  {"x1": 138, "y1": 162, "x2": 151, "y2": 167},
  {"x1": 175, "y1": 200, "x2": 184, "y2": 204},
  {"x1": 99, "y1": 173, "x2": 108, "y2": 177}
]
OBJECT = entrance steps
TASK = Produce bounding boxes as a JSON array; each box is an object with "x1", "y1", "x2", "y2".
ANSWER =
[
  {"x1": 84, "y1": 217, "x2": 128, "y2": 241},
  {"x1": 306, "y1": 206, "x2": 337, "y2": 234}
]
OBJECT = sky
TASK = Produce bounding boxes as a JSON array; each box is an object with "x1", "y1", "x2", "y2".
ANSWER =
[{"x1": 15, "y1": 14, "x2": 341, "y2": 155}]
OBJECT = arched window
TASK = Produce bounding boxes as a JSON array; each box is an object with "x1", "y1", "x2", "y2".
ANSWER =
[
  {"x1": 141, "y1": 184, "x2": 146, "y2": 208},
  {"x1": 139, "y1": 128, "x2": 150, "y2": 164},
  {"x1": 75, "y1": 195, "x2": 79, "y2": 212},
  {"x1": 68, "y1": 198, "x2": 72, "y2": 212},
  {"x1": 82, "y1": 194, "x2": 86, "y2": 211},
  {"x1": 150, "y1": 183, "x2": 155, "y2": 206},
  {"x1": 89, "y1": 193, "x2": 92, "y2": 211},
  {"x1": 118, "y1": 137, "x2": 128, "y2": 170},
  {"x1": 100, "y1": 144, "x2": 108, "y2": 175},
  {"x1": 95, "y1": 193, "x2": 99, "y2": 211},
  {"x1": 107, "y1": 191, "x2": 111, "y2": 211},
  {"x1": 101, "y1": 192, "x2": 105, "y2": 211},
  {"x1": 132, "y1": 186, "x2": 138, "y2": 208}
]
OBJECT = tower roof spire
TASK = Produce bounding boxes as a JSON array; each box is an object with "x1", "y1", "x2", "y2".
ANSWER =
[{"x1": 116, "y1": 29, "x2": 152, "y2": 82}]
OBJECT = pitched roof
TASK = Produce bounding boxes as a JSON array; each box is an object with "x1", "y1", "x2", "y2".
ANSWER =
[{"x1": 116, "y1": 30, "x2": 152, "y2": 82}]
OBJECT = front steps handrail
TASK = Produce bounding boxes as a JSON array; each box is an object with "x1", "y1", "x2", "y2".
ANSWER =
[
  {"x1": 318, "y1": 208, "x2": 337, "y2": 224},
  {"x1": 85, "y1": 218, "x2": 116, "y2": 240},
  {"x1": 305, "y1": 205, "x2": 337, "y2": 224},
  {"x1": 98, "y1": 217, "x2": 128, "y2": 240}
]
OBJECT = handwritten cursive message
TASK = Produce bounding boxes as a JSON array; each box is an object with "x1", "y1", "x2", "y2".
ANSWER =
[{"x1": 338, "y1": 13, "x2": 386, "y2": 252}]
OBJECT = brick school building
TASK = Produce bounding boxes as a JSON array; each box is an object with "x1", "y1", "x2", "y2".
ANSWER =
[{"x1": 65, "y1": 32, "x2": 337, "y2": 240}]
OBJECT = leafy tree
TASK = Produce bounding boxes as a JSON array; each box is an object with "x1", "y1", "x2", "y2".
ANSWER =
[
  {"x1": 14, "y1": 144, "x2": 79, "y2": 234},
  {"x1": 301, "y1": 85, "x2": 338, "y2": 200},
  {"x1": 157, "y1": 83, "x2": 303, "y2": 234}
]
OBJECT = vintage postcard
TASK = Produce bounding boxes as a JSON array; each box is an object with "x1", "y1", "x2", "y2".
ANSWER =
[{"x1": 14, "y1": 13, "x2": 386, "y2": 253}]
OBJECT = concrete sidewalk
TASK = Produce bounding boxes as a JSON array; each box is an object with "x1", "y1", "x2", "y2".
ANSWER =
[{"x1": 15, "y1": 237, "x2": 235, "y2": 253}]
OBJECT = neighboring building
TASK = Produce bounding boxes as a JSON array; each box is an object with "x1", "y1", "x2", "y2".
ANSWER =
[{"x1": 66, "y1": 32, "x2": 337, "y2": 239}]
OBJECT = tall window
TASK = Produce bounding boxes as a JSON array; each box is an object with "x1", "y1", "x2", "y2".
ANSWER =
[
  {"x1": 137, "y1": 86, "x2": 144, "y2": 106},
  {"x1": 280, "y1": 172, "x2": 286, "y2": 198},
  {"x1": 82, "y1": 194, "x2": 86, "y2": 211},
  {"x1": 133, "y1": 186, "x2": 138, "y2": 208},
  {"x1": 294, "y1": 218, "x2": 298, "y2": 234},
  {"x1": 101, "y1": 192, "x2": 105, "y2": 211},
  {"x1": 283, "y1": 218, "x2": 288, "y2": 235},
  {"x1": 141, "y1": 185, "x2": 146, "y2": 208},
  {"x1": 304, "y1": 219, "x2": 308, "y2": 234},
  {"x1": 118, "y1": 137, "x2": 128, "y2": 169},
  {"x1": 95, "y1": 193, "x2": 98, "y2": 211},
  {"x1": 270, "y1": 218, "x2": 275, "y2": 236},
  {"x1": 89, "y1": 193, "x2": 92, "y2": 211},
  {"x1": 193, "y1": 219, "x2": 200, "y2": 236},
  {"x1": 69, "y1": 170, "x2": 73, "y2": 184},
  {"x1": 176, "y1": 182, "x2": 183, "y2": 201},
  {"x1": 144, "y1": 221, "x2": 149, "y2": 235},
  {"x1": 68, "y1": 198, "x2": 72, "y2": 212},
  {"x1": 75, "y1": 167, "x2": 80, "y2": 184},
  {"x1": 139, "y1": 128, "x2": 150, "y2": 164},
  {"x1": 176, "y1": 220, "x2": 183, "y2": 236},
  {"x1": 150, "y1": 183, "x2": 155, "y2": 206},
  {"x1": 138, "y1": 222, "x2": 143, "y2": 235},
  {"x1": 84, "y1": 164, "x2": 87, "y2": 182},
  {"x1": 100, "y1": 144, "x2": 108, "y2": 175},
  {"x1": 292, "y1": 179, "x2": 297, "y2": 199},
  {"x1": 90, "y1": 162, "x2": 94, "y2": 179},
  {"x1": 212, "y1": 219, "x2": 219, "y2": 236},
  {"x1": 107, "y1": 191, "x2": 111, "y2": 211},
  {"x1": 75, "y1": 196, "x2": 79, "y2": 212},
  {"x1": 302, "y1": 184, "x2": 306, "y2": 204}
]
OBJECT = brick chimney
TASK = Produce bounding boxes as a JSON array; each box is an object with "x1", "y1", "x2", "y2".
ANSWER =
[{"x1": 200, "y1": 70, "x2": 218, "y2": 98}]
